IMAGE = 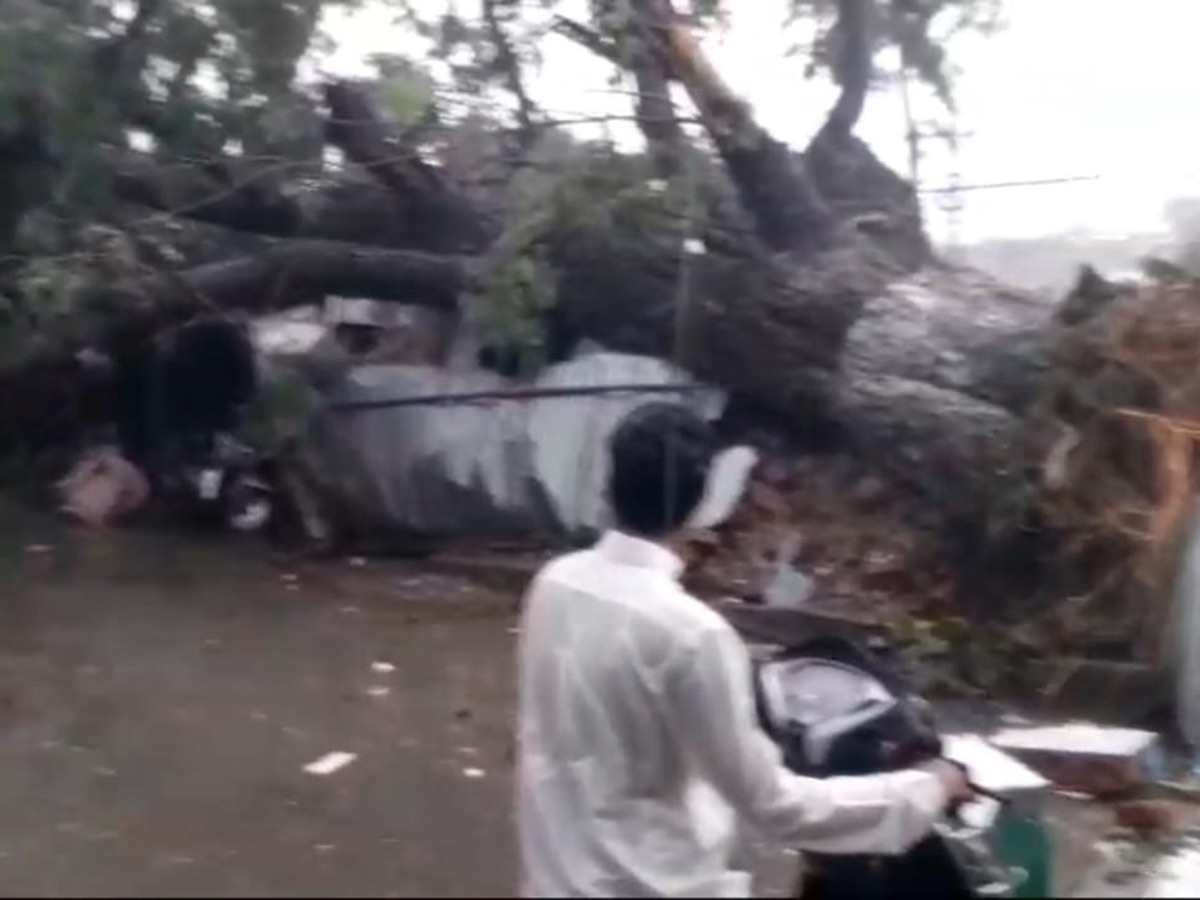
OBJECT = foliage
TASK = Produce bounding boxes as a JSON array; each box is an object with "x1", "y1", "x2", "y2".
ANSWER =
[
  {"x1": 781, "y1": 0, "x2": 1004, "y2": 108},
  {"x1": 0, "y1": 0, "x2": 1000, "y2": 357},
  {"x1": 475, "y1": 137, "x2": 732, "y2": 371},
  {"x1": 0, "y1": 0, "x2": 365, "y2": 335},
  {"x1": 374, "y1": 55, "x2": 437, "y2": 127},
  {"x1": 571, "y1": 0, "x2": 1002, "y2": 110},
  {"x1": 477, "y1": 251, "x2": 558, "y2": 374}
]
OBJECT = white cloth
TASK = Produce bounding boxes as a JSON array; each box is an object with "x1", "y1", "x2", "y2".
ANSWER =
[{"x1": 517, "y1": 531, "x2": 950, "y2": 898}]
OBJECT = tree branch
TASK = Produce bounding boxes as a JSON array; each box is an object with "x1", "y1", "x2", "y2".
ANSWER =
[
  {"x1": 629, "y1": 0, "x2": 836, "y2": 254},
  {"x1": 554, "y1": 13, "x2": 685, "y2": 177},
  {"x1": 627, "y1": 23, "x2": 687, "y2": 176},
  {"x1": 92, "y1": 0, "x2": 166, "y2": 80},
  {"x1": 82, "y1": 240, "x2": 473, "y2": 324},
  {"x1": 481, "y1": 0, "x2": 538, "y2": 152},
  {"x1": 323, "y1": 80, "x2": 493, "y2": 253},
  {"x1": 813, "y1": 0, "x2": 875, "y2": 146},
  {"x1": 108, "y1": 151, "x2": 306, "y2": 237},
  {"x1": 107, "y1": 149, "x2": 464, "y2": 253},
  {"x1": 552, "y1": 16, "x2": 621, "y2": 63}
]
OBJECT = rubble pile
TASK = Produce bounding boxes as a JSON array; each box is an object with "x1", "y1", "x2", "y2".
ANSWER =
[{"x1": 682, "y1": 453, "x2": 955, "y2": 618}]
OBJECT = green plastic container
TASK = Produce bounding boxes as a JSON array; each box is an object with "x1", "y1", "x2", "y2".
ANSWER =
[{"x1": 992, "y1": 807, "x2": 1054, "y2": 898}]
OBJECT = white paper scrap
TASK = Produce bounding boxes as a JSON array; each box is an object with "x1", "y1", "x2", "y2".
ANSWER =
[{"x1": 304, "y1": 752, "x2": 357, "y2": 776}]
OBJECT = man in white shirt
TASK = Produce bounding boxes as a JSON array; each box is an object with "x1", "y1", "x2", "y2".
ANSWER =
[{"x1": 517, "y1": 403, "x2": 969, "y2": 898}]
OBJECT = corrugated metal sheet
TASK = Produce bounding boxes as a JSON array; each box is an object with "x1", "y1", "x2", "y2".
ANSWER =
[{"x1": 307, "y1": 350, "x2": 724, "y2": 538}]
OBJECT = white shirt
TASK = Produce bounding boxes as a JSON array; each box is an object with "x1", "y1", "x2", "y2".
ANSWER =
[{"x1": 517, "y1": 531, "x2": 950, "y2": 898}]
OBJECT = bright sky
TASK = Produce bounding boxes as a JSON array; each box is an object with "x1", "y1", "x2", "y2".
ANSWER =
[{"x1": 322, "y1": 0, "x2": 1200, "y2": 244}]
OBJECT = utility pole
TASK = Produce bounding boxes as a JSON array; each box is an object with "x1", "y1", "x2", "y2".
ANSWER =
[
  {"x1": 934, "y1": 122, "x2": 970, "y2": 257},
  {"x1": 898, "y1": 69, "x2": 971, "y2": 257}
]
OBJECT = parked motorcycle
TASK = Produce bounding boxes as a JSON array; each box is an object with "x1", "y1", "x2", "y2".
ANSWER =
[
  {"x1": 754, "y1": 635, "x2": 1046, "y2": 899},
  {"x1": 160, "y1": 432, "x2": 277, "y2": 533}
]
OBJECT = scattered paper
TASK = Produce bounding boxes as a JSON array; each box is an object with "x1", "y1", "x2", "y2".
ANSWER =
[{"x1": 304, "y1": 752, "x2": 357, "y2": 776}]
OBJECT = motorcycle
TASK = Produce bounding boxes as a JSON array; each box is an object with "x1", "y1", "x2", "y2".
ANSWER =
[
  {"x1": 160, "y1": 431, "x2": 277, "y2": 533},
  {"x1": 754, "y1": 635, "x2": 1049, "y2": 899}
]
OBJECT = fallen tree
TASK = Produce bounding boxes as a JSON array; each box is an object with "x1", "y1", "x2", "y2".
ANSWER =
[
  {"x1": 7, "y1": 3, "x2": 1045, "y2": 535},
  {"x1": 3, "y1": 0, "x2": 1185, "y2": 645}
]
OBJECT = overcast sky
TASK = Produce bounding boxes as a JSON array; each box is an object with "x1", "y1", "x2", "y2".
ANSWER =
[{"x1": 322, "y1": 0, "x2": 1200, "y2": 244}]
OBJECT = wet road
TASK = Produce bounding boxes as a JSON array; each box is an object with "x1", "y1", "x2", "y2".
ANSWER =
[
  {"x1": 0, "y1": 507, "x2": 520, "y2": 897},
  {"x1": 0, "y1": 505, "x2": 1130, "y2": 897}
]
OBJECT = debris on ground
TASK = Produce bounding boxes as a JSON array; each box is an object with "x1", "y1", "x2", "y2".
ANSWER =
[
  {"x1": 682, "y1": 455, "x2": 953, "y2": 616},
  {"x1": 303, "y1": 751, "x2": 358, "y2": 776}
]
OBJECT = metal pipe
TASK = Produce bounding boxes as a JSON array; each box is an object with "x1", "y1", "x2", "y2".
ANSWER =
[{"x1": 326, "y1": 381, "x2": 710, "y2": 413}]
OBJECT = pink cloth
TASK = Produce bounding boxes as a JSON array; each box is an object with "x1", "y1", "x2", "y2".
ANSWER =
[{"x1": 58, "y1": 448, "x2": 149, "y2": 526}]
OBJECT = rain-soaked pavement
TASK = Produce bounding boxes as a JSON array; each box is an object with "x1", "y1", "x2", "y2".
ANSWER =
[
  {"x1": 0, "y1": 502, "x2": 524, "y2": 897},
  {"x1": 8, "y1": 500, "x2": 1127, "y2": 897}
]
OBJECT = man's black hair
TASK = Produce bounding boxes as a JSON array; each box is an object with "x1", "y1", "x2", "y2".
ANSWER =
[{"x1": 608, "y1": 402, "x2": 718, "y2": 538}]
